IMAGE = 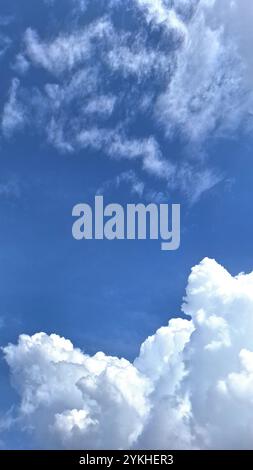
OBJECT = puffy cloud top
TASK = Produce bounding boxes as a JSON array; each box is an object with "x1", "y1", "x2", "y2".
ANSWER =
[{"x1": 4, "y1": 258, "x2": 253, "y2": 449}]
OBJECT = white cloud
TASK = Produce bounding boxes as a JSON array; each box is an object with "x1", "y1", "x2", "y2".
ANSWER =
[
  {"x1": 175, "y1": 164, "x2": 222, "y2": 204},
  {"x1": 97, "y1": 170, "x2": 145, "y2": 198},
  {"x1": 1, "y1": 0, "x2": 253, "y2": 202},
  {"x1": 24, "y1": 17, "x2": 170, "y2": 82},
  {"x1": 206, "y1": 0, "x2": 253, "y2": 85},
  {"x1": 106, "y1": 44, "x2": 170, "y2": 81},
  {"x1": 19, "y1": 1, "x2": 253, "y2": 144},
  {"x1": 107, "y1": 134, "x2": 173, "y2": 179},
  {"x1": 3, "y1": 333, "x2": 152, "y2": 449},
  {"x1": 1, "y1": 79, "x2": 26, "y2": 137},
  {"x1": 84, "y1": 95, "x2": 116, "y2": 117},
  {"x1": 77, "y1": 128, "x2": 174, "y2": 179},
  {"x1": 116, "y1": 170, "x2": 145, "y2": 197},
  {"x1": 44, "y1": 0, "x2": 89, "y2": 11},
  {"x1": 135, "y1": 0, "x2": 188, "y2": 38},
  {"x1": 0, "y1": 34, "x2": 11, "y2": 59},
  {"x1": 154, "y1": 0, "x2": 253, "y2": 143},
  {"x1": 3, "y1": 1, "x2": 253, "y2": 148},
  {"x1": 4, "y1": 258, "x2": 253, "y2": 449},
  {"x1": 24, "y1": 19, "x2": 113, "y2": 76},
  {"x1": 12, "y1": 54, "x2": 30, "y2": 75}
]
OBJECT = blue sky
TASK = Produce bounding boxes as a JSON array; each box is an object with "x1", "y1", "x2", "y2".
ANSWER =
[{"x1": 1, "y1": 0, "x2": 253, "y2": 450}]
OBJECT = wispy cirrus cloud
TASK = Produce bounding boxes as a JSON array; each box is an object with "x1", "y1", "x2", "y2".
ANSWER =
[
  {"x1": 155, "y1": 1, "x2": 252, "y2": 144},
  {"x1": 0, "y1": 34, "x2": 11, "y2": 59},
  {"x1": 1, "y1": 79, "x2": 26, "y2": 137},
  {"x1": 12, "y1": 53, "x2": 30, "y2": 75},
  {"x1": 135, "y1": 0, "x2": 188, "y2": 36},
  {"x1": 1, "y1": 0, "x2": 252, "y2": 203},
  {"x1": 0, "y1": 179, "x2": 20, "y2": 200},
  {"x1": 24, "y1": 19, "x2": 112, "y2": 76},
  {"x1": 97, "y1": 170, "x2": 145, "y2": 198}
]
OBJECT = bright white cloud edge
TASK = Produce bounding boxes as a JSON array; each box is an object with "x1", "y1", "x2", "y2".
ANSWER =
[{"x1": 3, "y1": 257, "x2": 253, "y2": 450}]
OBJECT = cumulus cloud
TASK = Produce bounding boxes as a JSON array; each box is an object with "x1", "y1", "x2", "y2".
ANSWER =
[
  {"x1": 3, "y1": 333, "x2": 152, "y2": 449},
  {"x1": 4, "y1": 258, "x2": 253, "y2": 449}
]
